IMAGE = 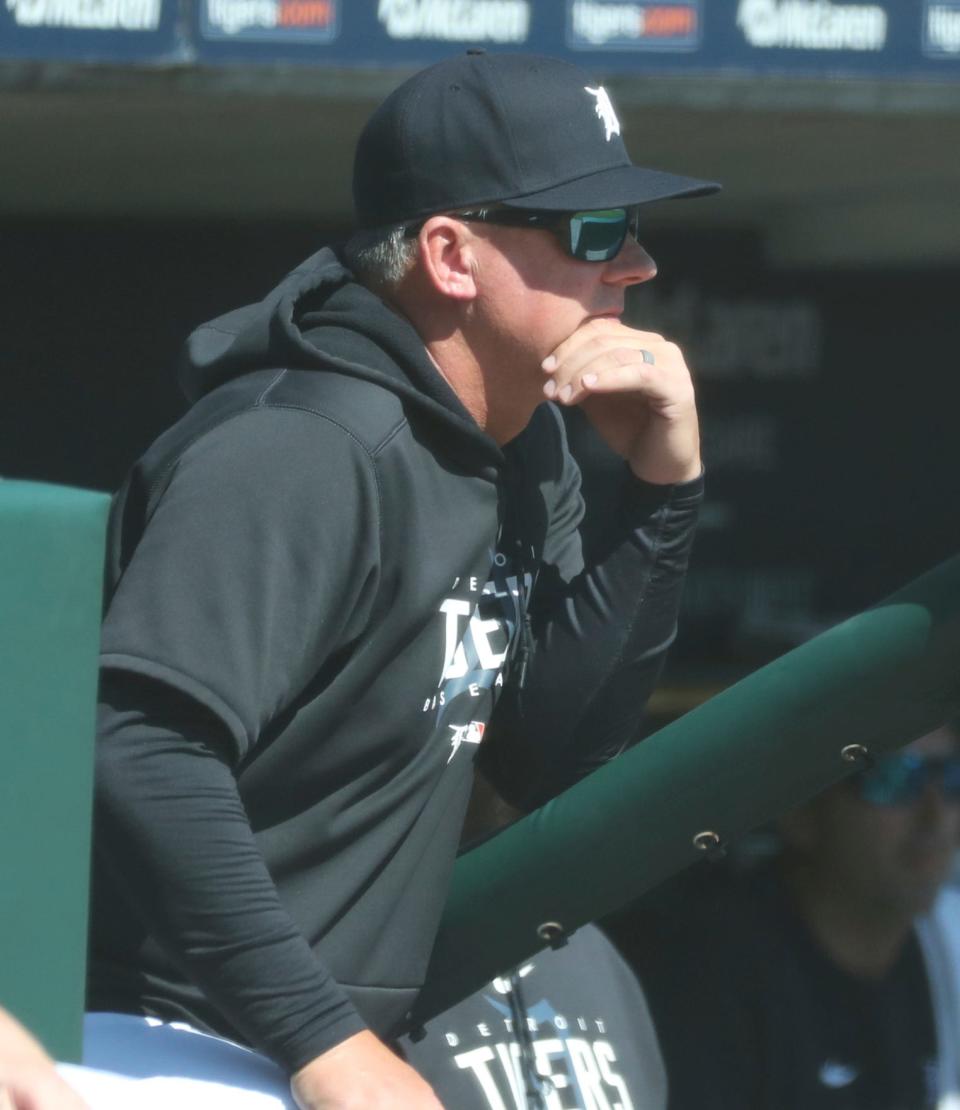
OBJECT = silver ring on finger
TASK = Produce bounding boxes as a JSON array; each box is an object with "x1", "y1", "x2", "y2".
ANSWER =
[{"x1": 640, "y1": 349, "x2": 655, "y2": 365}]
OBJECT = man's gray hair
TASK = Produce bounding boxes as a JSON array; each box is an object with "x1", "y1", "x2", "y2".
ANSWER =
[{"x1": 344, "y1": 224, "x2": 418, "y2": 290}]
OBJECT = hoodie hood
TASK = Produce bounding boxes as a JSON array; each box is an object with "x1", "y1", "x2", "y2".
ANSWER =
[{"x1": 179, "y1": 246, "x2": 500, "y2": 464}]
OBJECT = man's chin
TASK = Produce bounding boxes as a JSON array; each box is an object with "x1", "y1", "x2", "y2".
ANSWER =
[
  {"x1": 907, "y1": 884, "x2": 943, "y2": 917},
  {"x1": 896, "y1": 865, "x2": 951, "y2": 915}
]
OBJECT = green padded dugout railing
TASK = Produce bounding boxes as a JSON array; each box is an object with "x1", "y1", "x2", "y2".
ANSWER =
[
  {"x1": 0, "y1": 479, "x2": 110, "y2": 1061},
  {"x1": 412, "y1": 553, "x2": 960, "y2": 1025}
]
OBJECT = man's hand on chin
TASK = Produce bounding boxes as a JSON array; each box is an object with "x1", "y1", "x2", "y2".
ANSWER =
[
  {"x1": 291, "y1": 1030, "x2": 444, "y2": 1110},
  {"x1": 541, "y1": 317, "x2": 702, "y2": 486}
]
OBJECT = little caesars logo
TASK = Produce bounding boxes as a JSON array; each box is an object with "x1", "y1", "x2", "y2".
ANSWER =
[
  {"x1": 6, "y1": 0, "x2": 159, "y2": 28},
  {"x1": 926, "y1": 4, "x2": 960, "y2": 55},
  {"x1": 378, "y1": 0, "x2": 530, "y2": 42},
  {"x1": 737, "y1": 0, "x2": 887, "y2": 50}
]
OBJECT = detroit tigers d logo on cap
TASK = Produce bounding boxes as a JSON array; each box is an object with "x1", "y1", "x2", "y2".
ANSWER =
[{"x1": 584, "y1": 86, "x2": 621, "y2": 142}]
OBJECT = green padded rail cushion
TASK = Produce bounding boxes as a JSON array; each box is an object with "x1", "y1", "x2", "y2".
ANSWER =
[
  {"x1": 412, "y1": 553, "x2": 960, "y2": 1025},
  {"x1": 0, "y1": 480, "x2": 110, "y2": 1061}
]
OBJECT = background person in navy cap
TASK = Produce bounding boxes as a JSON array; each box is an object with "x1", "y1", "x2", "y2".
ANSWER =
[{"x1": 87, "y1": 50, "x2": 717, "y2": 1109}]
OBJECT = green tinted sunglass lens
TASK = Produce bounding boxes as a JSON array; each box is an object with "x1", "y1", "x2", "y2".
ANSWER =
[
  {"x1": 860, "y1": 756, "x2": 924, "y2": 805},
  {"x1": 569, "y1": 209, "x2": 628, "y2": 261}
]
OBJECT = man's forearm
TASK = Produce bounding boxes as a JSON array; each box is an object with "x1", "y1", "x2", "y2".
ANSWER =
[
  {"x1": 482, "y1": 471, "x2": 703, "y2": 809},
  {"x1": 94, "y1": 673, "x2": 365, "y2": 1073}
]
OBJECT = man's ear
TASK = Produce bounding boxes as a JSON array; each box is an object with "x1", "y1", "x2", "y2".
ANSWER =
[{"x1": 416, "y1": 217, "x2": 479, "y2": 302}]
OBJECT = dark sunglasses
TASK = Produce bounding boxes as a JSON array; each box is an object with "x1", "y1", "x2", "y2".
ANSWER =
[
  {"x1": 852, "y1": 752, "x2": 960, "y2": 806},
  {"x1": 406, "y1": 206, "x2": 641, "y2": 263}
]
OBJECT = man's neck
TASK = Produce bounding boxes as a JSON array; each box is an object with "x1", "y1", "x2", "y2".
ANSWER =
[
  {"x1": 384, "y1": 278, "x2": 539, "y2": 446},
  {"x1": 423, "y1": 334, "x2": 537, "y2": 446},
  {"x1": 784, "y1": 865, "x2": 913, "y2": 980},
  {"x1": 422, "y1": 334, "x2": 489, "y2": 430}
]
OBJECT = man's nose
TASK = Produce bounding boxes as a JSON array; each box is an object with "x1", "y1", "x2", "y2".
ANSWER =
[{"x1": 603, "y1": 236, "x2": 658, "y2": 287}]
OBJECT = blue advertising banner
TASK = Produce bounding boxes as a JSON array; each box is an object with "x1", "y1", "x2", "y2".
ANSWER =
[
  {"x1": 0, "y1": 0, "x2": 178, "y2": 60},
  {"x1": 2, "y1": 0, "x2": 959, "y2": 77}
]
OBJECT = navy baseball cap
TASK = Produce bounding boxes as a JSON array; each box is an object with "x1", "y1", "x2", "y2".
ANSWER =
[{"x1": 353, "y1": 50, "x2": 719, "y2": 229}]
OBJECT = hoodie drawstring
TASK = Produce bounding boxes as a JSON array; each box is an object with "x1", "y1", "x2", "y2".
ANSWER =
[{"x1": 498, "y1": 454, "x2": 536, "y2": 693}]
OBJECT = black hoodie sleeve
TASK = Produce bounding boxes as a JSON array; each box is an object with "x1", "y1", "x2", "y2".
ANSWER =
[
  {"x1": 95, "y1": 674, "x2": 367, "y2": 1072},
  {"x1": 480, "y1": 410, "x2": 702, "y2": 811}
]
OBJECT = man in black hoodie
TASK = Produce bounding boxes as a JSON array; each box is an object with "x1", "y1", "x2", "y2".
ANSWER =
[{"x1": 88, "y1": 51, "x2": 716, "y2": 1109}]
